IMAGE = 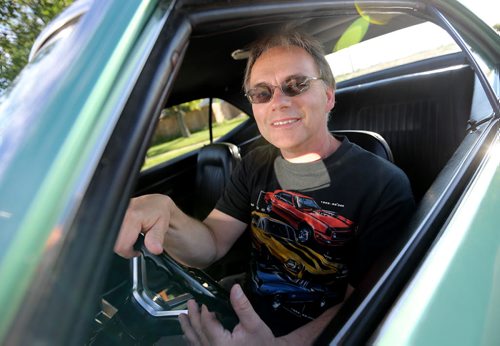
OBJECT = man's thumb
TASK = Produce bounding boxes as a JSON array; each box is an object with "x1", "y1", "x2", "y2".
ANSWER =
[
  {"x1": 144, "y1": 226, "x2": 165, "y2": 254},
  {"x1": 230, "y1": 284, "x2": 261, "y2": 329}
]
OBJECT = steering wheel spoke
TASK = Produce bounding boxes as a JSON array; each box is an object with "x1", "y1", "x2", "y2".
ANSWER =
[{"x1": 132, "y1": 234, "x2": 239, "y2": 330}]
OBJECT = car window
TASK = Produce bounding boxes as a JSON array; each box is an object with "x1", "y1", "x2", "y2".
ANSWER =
[
  {"x1": 268, "y1": 220, "x2": 287, "y2": 238},
  {"x1": 327, "y1": 21, "x2": 461, "y2": 82},
  {"x1": 297, "y1": 196, "x2": 320, "y2": 210},
  {"x1": 277, "y1": 192, "x2": 293, "y2": 205},
  {"x1": 142, "y1": 98, "x2": 249, "y2": 170}
]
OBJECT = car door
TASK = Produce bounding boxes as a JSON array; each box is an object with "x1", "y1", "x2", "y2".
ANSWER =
[{"x1": 0, "y1": 1, "x2": 190, "y2": 344}]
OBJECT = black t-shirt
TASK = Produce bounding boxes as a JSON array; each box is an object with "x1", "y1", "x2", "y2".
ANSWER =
[{"x1": 215, "y1": 136, "x2": 415, "y2": 335}]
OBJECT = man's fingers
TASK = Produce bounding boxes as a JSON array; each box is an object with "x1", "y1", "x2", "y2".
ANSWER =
[
  {"x1": 181, "y1": 304, "x2": 228, "y2": 346},
  {"x1": 114, "y1": 195, "x2": 170, "y2": 258},
  {"x1": 230, "y1": 284, "x2": 262, "y2": 331},
  {"x1": 182, "y1": 292, "x2": 272, "y2": 345},
  {"x1": 179, "y1": 313, "x2": 201, "y2": 346},
  {"x1": 143, "y1": 223, "x2": 166, "y2": 254},
  {"x1": 114, "y1": 209, "x2": 142, "y2": 258},
  {"x1": 186, "y1": 300, "x2": 211, "y2": 345},
  {"x1": 199, "y1": 304, "x2": 228, "y2": 343}
]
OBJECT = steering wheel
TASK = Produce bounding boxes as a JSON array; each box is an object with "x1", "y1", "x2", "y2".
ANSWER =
[{"x1": 131, "y1": 234, "x2": 239, "y2": 331}]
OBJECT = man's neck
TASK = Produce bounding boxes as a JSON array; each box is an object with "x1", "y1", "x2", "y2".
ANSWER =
[{"x1": 280, "y1": 135, "x2": 341, "y2": 163}]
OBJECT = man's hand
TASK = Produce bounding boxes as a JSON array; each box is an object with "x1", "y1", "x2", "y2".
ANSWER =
[
  {"x1": 179, "y1": 284, "x2": 283, "y2": 346},
  {"x1": 114, "y1": 194, "x2": 171, "y2": 258}
]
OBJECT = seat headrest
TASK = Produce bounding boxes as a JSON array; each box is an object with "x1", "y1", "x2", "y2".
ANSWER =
[
  {"x1": 332, "y1": 130, "x2": 394, "y2": 162},
  {"x1": 194, "y1": 142, "x2": 241, "y2": 220}
]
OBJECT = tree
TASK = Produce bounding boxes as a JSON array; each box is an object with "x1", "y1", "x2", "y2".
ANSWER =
[
  {"x1": 0, "y1": 0, "x2": 74, "y2": 93},
  {"x1": 161, "y1": 100, "x2": 204, "y2": 138},
  {"x1": 493, "y1": 23, "x2": 500, "y2": 33}
]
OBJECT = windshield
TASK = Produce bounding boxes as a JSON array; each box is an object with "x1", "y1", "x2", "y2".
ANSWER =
[
  {"x1": 296, "y1": 196, "x2": 320, "y2": 210},
  {"x1": 457, "y1": 0, "x2": 499, "y2": 28},
  {"x1": 326, "y1": 20, "x2": 460, "y2": 83}
]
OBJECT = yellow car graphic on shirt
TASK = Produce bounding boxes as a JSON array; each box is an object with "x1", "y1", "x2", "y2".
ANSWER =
[{"x1": 251, "y1": 212, "x2": 345, "y2": 280}]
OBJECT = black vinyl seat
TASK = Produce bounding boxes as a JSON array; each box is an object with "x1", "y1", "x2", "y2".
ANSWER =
[
  {"x1": 194, "y1": 142, "x2": 247, "y2": 281},
  {"x1": 332, "y1": 130, "x2": 394, "y2": 162},
  {"x1": 242, "y1": 130, "x2": 393, "y2": 163},
  {"x1": 330, "y1": 64, "x2": 474, "y2": 201},
  {"x1": 194, "y1": 142, "x2": 241, "y2": 220}
]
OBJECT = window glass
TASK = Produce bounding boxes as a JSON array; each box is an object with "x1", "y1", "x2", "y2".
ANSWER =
[
  {"x1": 268, "y1": 221, "x2": 286, "y2": 238},
  {"x1": 327, "y1": 21, "x2": 461, "y2": 82},
  {"x1": 278, "y1": 192, "x2": 293, "y2": 204},
  {"x1": 142, "y1": 98, "x2": 249, "y2": 170}
]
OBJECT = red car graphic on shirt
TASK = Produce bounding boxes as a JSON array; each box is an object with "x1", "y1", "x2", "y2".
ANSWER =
[{"x1": 258, "y1": 190, "x2": 354, "y2": 246}]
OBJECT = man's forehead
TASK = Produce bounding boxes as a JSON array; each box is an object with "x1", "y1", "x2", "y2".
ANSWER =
[
  {"x1": 255, "y1": 45, "x2": 314, "y2": 64},
  {"x1": 249, "y1": 46, "x2": 319, "y2": 83}
]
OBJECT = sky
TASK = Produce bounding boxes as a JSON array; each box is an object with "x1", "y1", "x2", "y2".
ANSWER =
[
  {"x1": 458, "y1": 0, "x2": 499, "y2": 26},
  {"x1": 326, "y1": 0, "x2": 499, "y2": 78}
]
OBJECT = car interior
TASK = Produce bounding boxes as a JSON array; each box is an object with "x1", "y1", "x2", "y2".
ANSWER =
[{"x1": 82, "y1": 1, "x2": 495, "y2": 344}]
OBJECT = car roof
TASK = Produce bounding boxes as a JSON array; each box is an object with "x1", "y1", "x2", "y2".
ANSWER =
[
  {"x1": 170, "y1": 0, "x2": 424, "y2": 106},
  {"x1": 30, "y1": 0, "x2": 425, "y2": 109}
]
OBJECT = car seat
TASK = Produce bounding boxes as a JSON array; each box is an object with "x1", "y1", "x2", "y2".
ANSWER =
[
  {"x1": 194, "y1": 142, "x2": 241, "y2": 220},
  {"x1": 331, "y1": 130, "x2": 394, "y2": 162}
]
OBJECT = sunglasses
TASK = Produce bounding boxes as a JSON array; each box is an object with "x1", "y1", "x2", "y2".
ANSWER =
[{"x1": 245, "y1": 75, "x2": 323, "y2": 104}]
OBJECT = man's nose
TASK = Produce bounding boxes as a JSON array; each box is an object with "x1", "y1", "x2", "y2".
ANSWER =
[{"x1": 270, "y1": 86, "x2": 291, "y2": 105}]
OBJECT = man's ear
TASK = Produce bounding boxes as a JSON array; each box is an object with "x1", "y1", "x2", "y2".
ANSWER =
[{"x1": 325, "y1": 86, "x2": 335, "y2": 111}]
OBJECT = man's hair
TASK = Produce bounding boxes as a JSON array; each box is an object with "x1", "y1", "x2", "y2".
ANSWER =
[{"x1": 243, "y1": 30, "x2": 336, "y2": 92}]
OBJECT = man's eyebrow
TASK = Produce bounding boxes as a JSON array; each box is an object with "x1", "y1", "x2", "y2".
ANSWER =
[
  {"x1": 252, "y1": 81, "x2": 271, "y2": 87},
  {"x1": 250, "y1": 74, "x2": 306, "y2": 88},
  {"x1": 285, "y1": 74, "x2": 306, "y2": 80}
]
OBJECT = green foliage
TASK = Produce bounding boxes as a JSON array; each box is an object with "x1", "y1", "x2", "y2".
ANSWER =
[
  {"x1": 143, "y1": 116, "x2": 248, "y2": 170},
  {"x1": 0, "y1": 0, "x2": 74, "y2": 92},
  {"x1": 159, "y1": 99, "x2": 204, "y2": 138},
  {"x1": 494, "y1": 23, "x2": 500, "y2": 32},
  {"x1": 160, "y1": 99, "x2": 203, "y2": 118}
]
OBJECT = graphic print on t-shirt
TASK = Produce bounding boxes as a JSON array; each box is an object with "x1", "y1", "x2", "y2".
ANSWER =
[{"x1": 250, "y1": 189, "x2": 356, "y2": 318}]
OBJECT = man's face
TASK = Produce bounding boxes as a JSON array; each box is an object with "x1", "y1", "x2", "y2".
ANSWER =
[{"x1": 248, "y1": 46, "x2": 335, "y2": 156}]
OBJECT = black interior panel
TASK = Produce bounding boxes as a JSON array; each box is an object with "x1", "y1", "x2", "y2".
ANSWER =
[{"x1": 330, "y1": 59, "x2": 474, "y2": 200}]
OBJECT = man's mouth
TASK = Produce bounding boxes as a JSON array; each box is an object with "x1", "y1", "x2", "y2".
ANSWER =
[{"x1": 271, "y1": 118, "x2": 300, "y2": 126}]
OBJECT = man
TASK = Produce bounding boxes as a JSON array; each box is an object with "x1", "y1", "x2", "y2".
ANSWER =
[{"x1": 115, "y1": 31, "x2": 414, "y2": 345}]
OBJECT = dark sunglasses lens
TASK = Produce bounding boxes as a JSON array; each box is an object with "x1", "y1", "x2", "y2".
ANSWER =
[
  {"x1": 248, "y1": 77, "x2": 315, "y2": 103},
  {"x1": 282, "y1": 76, "x2": 309, "y2": 96},
  {"x1": 249, "y1": 85, "x2": 272, "y2": 103}
]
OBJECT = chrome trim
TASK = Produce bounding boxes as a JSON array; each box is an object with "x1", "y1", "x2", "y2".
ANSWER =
[
  {"x1": 131, "y1": 257, "x2": 188, "y2": 317},
  {"x1": 29, "y1": 0, "x2": 93, "y2": 62},
  {"x1": 429, "y1": 6, "x2": 500, "y2": 117}
]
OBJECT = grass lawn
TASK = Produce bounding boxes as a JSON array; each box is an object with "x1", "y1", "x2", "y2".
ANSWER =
[{"x1": 142, "y1": 116, "x2": 248, "y2": 170}]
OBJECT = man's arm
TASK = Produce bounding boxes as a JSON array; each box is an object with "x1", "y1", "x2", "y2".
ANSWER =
[
  {"x1": 114, "y1": 194, "x2": 247, "y2": 269},
  {"x1": 165, "y1": 204, "x2": 247, "y2": 268}
]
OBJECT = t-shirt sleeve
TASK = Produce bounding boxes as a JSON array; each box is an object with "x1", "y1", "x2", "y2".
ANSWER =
[{"x1": 348, "y1": 167, "x2": 415, "y2": 287}]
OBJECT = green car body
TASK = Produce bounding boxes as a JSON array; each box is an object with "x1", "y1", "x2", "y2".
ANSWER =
[
  {"x1": 0, "y1": 0, "x2": 174, "y2": 341},
  {"x1": 373, "y1": 135, "x2": 500, "y2": 345}
]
